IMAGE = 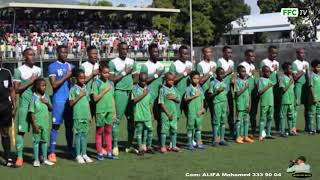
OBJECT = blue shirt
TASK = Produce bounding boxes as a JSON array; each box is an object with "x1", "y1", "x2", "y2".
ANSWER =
[{"x1": 48, "y1": 60, "x2": 74, "y2": 102}]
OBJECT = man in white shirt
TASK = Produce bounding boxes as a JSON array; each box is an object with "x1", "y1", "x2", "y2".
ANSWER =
[
  {"x1": 260, "y1": 45, "x2": 280, "y2": 136},
  {"x1": 169, "y1": 45, "x2": 193, "y2": 121},
  {"x1": 239, "y1": 49, "x2": 258, "y2": 135},
  {"x1": 292, "y1": 48, "x2": 309, "y2": 134},
  {"x1": 217, "y1": 46, "x2": 235, "y2": 138}
]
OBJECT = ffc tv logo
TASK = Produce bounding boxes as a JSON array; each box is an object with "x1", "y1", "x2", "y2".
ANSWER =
[{"x1": 281, "y1": 8, "x2": 309, "y2": 17}]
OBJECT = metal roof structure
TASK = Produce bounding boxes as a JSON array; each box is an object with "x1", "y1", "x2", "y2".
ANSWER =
[{"x1": 0, "y1": 2, "x2": 180, "y2": 13}]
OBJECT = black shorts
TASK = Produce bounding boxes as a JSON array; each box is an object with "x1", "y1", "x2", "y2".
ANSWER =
[{"x1": 0, "y1": 105, "x2": 12, "y2": 128}]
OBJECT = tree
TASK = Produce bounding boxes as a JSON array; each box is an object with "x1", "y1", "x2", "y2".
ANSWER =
[
  {"x1": 96, "y1": 0, "x2": 112, "y2": 6},
  {"x1": 257, "y1": 0, "x2": 320, "y2": 41},
  {"x1": 117, "y1": 3, "x2": 126, "y2": 7},
  {"x1": 152, "y1": 0, "x2": 249, "y2": 45}
]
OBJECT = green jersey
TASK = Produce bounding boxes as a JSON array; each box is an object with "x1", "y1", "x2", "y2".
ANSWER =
[
  {"x1": 260, "y1": 59, "x2": 279, "y2": 85},
  {"x1": 93, "y1": 78, "x2": 114, "y2": 113},
  {"x1": 279, "y1": 74, "x2": 295, "y2": 105},
  {"x1": 28, "y1": 93, "x2": 51, "y2": 128},
  {"x1": 132, "y1": 84, "x2": 152, "y2": 121},
  {"x1": 158, "y1": 85, "x2": 181, "y2": 118},
  {"x1": 13, "y1": 64, "x2": 42, "y2": 104},
  {"x1": 185, "y1": 84, "x2": 204, "y2": 118},
  {"x1": 311, "y1": 72, "x2": 320, "y2": 101},
  {"x1": 235, "y1": 78, "x2": 250, "y2": 111},
  {"x1": 169, "y1": 60, "x2": 193, "y2": 97},
  {"x1": 69, "y1": 84, "x2": 91, "y2": 120},
  {"x1": 209, "y1": 79, "x2": 227, "y2": 103},
  {"x1": 108, "y1": 57, "x2": 137, "y2": 91},
  {"x1": 258, "y1": 77, "x2": 274, "y2": 106},
  {"x1": 139, "y1": 60, "x2": 164, "y2": 102}
]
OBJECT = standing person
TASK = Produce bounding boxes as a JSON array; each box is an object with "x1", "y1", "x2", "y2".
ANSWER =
[
  {"x1": 29, "y1": 79, "x2": 55, "y2": 167},
  {"x1": 0, "y1": 56, "x2": 16, "y2": 167},
  {"x1": 132, "y1": 72, "x2": 155, "y2": 156},
  {"x1": 239, "y1": 49, "x2": 258, "y2": 136},
  {"x1": 93, "y1": 63, "x2": 118, "y2": 160},
  {"x1": 184, "y1": 71, "x2": 205, "y2": 150},
  {"x1": 258, "y1": 66, "x2": 274, "y2": 141},
  {"x1": 139, "y1": 43, "x2": 164, "y2": 148},
  {"x1": 13, "y1": 48, "x2": 42, "y2": 167},
  {"x1": 279, "y1": 62, "x2": 295, "y2": 137},
  {"x1": 169, "y1": 45, "x2": 193, "y2": 121},
  {"x1": 80, "y1": 46, "x2": 100, "y2": 117},
  {"x1": 159, "y1": 72, "x2": 181, "y2": 153},
  {"x1": 217, "y1": 46, "x2": 235, "y2": 139},
  {"x1": 260, "y1": 46, "x2": 280, "y2": 132},
  {"x1": 292, "y1": 48, "x2": 309, "y2": 134},
  {"x1": 108, "y1": 42, "x2": 138, "y2": 156},
  {"x1": 48, "y1": 45, "x2": 74, "y2": 163},
  {"x1": 69, "y1": 69, "x2": 93, "y2": 164},
  {"x1": 235, "y1": 65, "x2": 254, "y2": 144},
  {"x1": 197, "y1": 47, "x2": 216, "y2": 94},
  {"x1": 208, "y1": 67, "x2": 229, "y2": 146},
  {"x1": 308, "y1": 59, "x2": 320, "y2": 134}
]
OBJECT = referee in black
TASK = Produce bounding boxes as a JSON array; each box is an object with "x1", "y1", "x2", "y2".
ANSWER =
[{"x1": 0, "y1": 56, "x2": 16, "y2": 166}]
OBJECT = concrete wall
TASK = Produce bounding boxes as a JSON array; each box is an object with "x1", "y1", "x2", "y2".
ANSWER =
[{"x1": 194, "y1": 42, "x2": 320, "y2": 67}]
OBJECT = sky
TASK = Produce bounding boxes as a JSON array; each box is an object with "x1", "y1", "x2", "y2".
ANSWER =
[{"x1": 78, "y1": 0, "x2": 260, "y2": 14}]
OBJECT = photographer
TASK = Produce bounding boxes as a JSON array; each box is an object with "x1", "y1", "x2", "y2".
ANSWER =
[{"x1": 286, "y1": 156, "x2": 310, "y2": 173}]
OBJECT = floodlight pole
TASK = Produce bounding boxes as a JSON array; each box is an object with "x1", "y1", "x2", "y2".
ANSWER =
[
  {"x1": 12, "y1": 9, "x2": 16, "y2": 34},
  {"x1": 189, "y1": 0, "x2": 193, "y2": 60}
]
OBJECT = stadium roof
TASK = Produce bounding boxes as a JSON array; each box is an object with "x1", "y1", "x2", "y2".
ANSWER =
[
  {"x1": 229, "y1": 12, "x2": 294, "y2": 34},
  {"x1": 0, "y1": 2, "x2": 180, "y2": 13}
]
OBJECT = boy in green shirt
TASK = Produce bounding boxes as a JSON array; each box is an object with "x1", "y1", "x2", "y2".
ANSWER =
[
  {"x1": 208, "y1": 67, "x2": 228, "y2": 146},
  {"x1": 184, "y1": 71, "x2": 205, "y2": 150},
  {"x1": 29, "y1": 79, "x2": 54, "y2": 167},
  {"x1": 132, "y1": 72, "x2": 155, "y2": 156},
  {"x1": 279, "y1": 62, "x2": 295, "y2": 137},
  {"x1": 235, "y1": 65, "x2": 254, "y2": 144},
  {"x1": 93, "y1": 63, "x2": 118, "y2": 160},
  {"x1": 258, "y1": 66, "x2": 274, "y2": 141},
  {"x1": 69, "y1": 69, "x2": 93, "y2": 164},
  {"x1": 308, "y1": 59, "x2": 320, "y2": 134},
  {"x1": 159, "y1": 72, "x2": 181, "y2": 153}
]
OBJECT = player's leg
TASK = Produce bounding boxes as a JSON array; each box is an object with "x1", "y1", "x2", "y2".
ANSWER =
[
  {"x1": 113, "y1": 90, "x2": 129, "y2": 150},
  {"x1": 259, "y1": 106, "x2": 267, "y2": 140},
  {"x1": 145, "y1": 120, "x2": 154, "y2": 153},
  {"x1": 266, "y1": 106, "x2": 274, "y2": 137},
  {"x1": 135, "y1": 122, "x2": 143, "y2": 153},
  {"x1": 235, "y1": 111, "x2": 243, "y2": 144},
  {"x1": 250, "y1": 92, "x2": 259, "y2": 136},
  {"x1": 287, "y1": 104, "x2": 294, "y2": 135},
  {"x1": 160, "y1": 117, "x2": 169, "y2": 153},
  {"x1": 316, "y1": 102, "x2": 320, "y2": 132},
  {"x1": 212, "y1": 103, "x2": 220, "y2": 145},
  {"x1": 219, "y1": 102, "x2": 227, "y2": 145},
  {"x1": 0, "y1": 107, "x2": 13, "y2": 166},
  {"x1": 293, "y1": 83, "x2": 302, "y2": 131},
  {"x1": 195, "y1": 117, "x2": 203, "y2": 148},
  {"x1": 64, "y1": 103, "x2": 74, "y2": 152},
  {"x1": 243, "y1": 112, "x2": 254, "y2": 143},
  {"x1": 308, "y1": 104, "x2": 315, "y2": 133},
  {"x1": 186, "y1": 117, "x2": 195, "y2": 149},
  {"x1": 124, "y1": 93, "x2": 135, "y2": 150},
  {"x1": 32, "y1": 131, "x2": 41, "y2": 167},
  {"x1": 279, "y1": 105, "x2": 287, "y2": 135},
  {"x1": 170, "y1": 119, "x2": 179, "y2": 152},
  {"x1": 273, "y1": 86, "x2": 281, "y2": 132},
  {"x1": 227, "y1": 95, "x2": 234, "y2": 139},
  {"x1": 95, "y1": 125, "x2": 103, "y2": 155},
  {"x1": 15, "y1": 103, "x2": 29, "y2": 166}
]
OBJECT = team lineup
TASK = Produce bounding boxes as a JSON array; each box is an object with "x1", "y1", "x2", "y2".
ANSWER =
[{"x1": 0, "y1": 42, "x2": 319, "y2": 168}]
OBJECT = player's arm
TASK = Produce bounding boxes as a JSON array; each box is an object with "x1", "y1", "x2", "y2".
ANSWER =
[
  {"x1": 132, "y1": 88, "x2": 148, "y2": 103},
  {"x1": 42, "y1": 96, "x2": 53, "y2": 112},
  {"x1": 258, "y1": 82, "x2": 272, "y2": 95},
  {"x1": 69, "y1": 90, "x2": 86, "y2": 107},
  {"x1": 235, "y1": 82, "x2": 249, "y2": 97},
  {"x1": 93, "y1": 85, "x2": 111, "y2": 102},
  {"x1": 49, "y1": 71, "x2": 72, "y2": 89},
  {"x1": 293, "y1": 71, "x2": 304, "y2": 81},
  {"x1": 208, "y1": 86, "x2": 224, "y2": 98},
  {"x1": 309, "y1": 81, "x2": 317, "y2": 103},
  {"x1": 169, "y1": 64, "x2": 187, "y2": 84},
  {"x1": 184, "y1": 89, "x2": 200, "y2": 102},
  {"x1": 282, "y1": 78, "x2": 294, "y2": 93},
  {"x1": 14, "y1": 72, "x2": 37, "y2": 94}
]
